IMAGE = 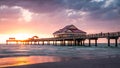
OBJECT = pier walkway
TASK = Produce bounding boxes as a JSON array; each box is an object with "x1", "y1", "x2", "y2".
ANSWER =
[{"x1": 6, "y1": 31, "x2": 120, "y2": 47}]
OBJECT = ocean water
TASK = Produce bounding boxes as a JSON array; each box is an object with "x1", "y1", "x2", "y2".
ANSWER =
[
  {"x1": 0, "y1": 44, "x2": 120, "y2": 67},
  {"x1": 0, "y1": 44, "x2": 120, "y2": 58}
]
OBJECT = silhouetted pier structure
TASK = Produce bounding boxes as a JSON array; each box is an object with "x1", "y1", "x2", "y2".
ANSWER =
[
  {"x1": 6, "y1": 31, "x2": 120, "y2": 47},
  {"x1": 6, "y1": 25, "x2": 120, "y2": 47}
]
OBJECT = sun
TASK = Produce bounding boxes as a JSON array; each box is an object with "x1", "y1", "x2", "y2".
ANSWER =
[{"x1": 14, "y1": 33, "x2": 32, "y2": 40}]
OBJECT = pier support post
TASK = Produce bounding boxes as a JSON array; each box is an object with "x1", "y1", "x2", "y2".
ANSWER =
[
  {"x1": 53, "y1": 41, "x2": 55, "y2": 45},
  {"x1": 47, "y1": 41, "x2": 50, "y2": 45},
  {"x1": 89, "y1": 39, "x2": 91, "y2": 47},
  {"x1": 83, "y1": 40, "x2": 85, "y2": 46},
  {"x1": 108, "y1": 38, "x2": 110, "y2": 47},
  {"x1": 42, "y1": 41, "x2": 44, "y2": 45},
  {"x1": 81, "y1": 41, "x2": 83, "y2": 46},
  {"x1": 77, "y1": 40, "x2": 80, "y2": 46},
  {"x1": 63, "y1": 40, "x2": 65, "y2": 46},
  {"x1": 55, "y1": 41, "x2": 57, "y2": 45},
  {"x1": 74, "y1": 39, "x2": 76, "y2": 46},
  {"x1": 80, "y1": 41, "x2": 82, "y2": 46},
  {"x1": 115, "y1": 38, "x2": 118, "y2": 47},
  {"x1": 68, "y1": 41, "x2": 71, "y2": 46},
  {"x1": 70, "y1": 41, "x2": 73, "y2": 46},
  {"x1": 60, "y1": 41, "x2": 63, "y2": 46},
  {"x1": 95, "y1": 39, "x2": 97, "y2": 46},
  {"x1": 38, "y1": 41, "x2": 39, "y2": 45}
]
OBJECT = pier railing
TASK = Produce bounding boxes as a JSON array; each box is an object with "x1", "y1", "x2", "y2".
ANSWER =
[
  {"x1": 85, "y1": 32, "x2": 120, "y2": 39},
  {"x1": 69, "y1": 32, "x2": 120, "y2": 39},
  {"x1": 6, "y1": 31, "x2": 120, "y2": 47}
]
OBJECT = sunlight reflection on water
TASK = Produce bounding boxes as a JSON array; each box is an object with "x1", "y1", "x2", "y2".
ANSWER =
[{"x1": 0, "y1": 56, "x2": 65, "y2": 67}]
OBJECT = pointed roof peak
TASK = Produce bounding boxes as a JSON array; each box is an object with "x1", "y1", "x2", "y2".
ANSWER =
[{"x1": 66, "y1": 24, "x2": 75, "y2": 27}]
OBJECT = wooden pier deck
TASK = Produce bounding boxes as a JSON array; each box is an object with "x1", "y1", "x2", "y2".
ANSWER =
[{"x1": 6, "y1": 31, "x2": 120, "y2": 47}]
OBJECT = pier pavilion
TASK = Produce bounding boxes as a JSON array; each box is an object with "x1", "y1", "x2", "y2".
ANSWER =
[
  {"x1": 6, "y1": 25, "x2": 120, "y2": 47},
  {"x1": 53, "y1": 25, "x2": 86, "y2": 38},
  {"x1": 52, "y1": 25, "x2": 86, "y2": 46}
]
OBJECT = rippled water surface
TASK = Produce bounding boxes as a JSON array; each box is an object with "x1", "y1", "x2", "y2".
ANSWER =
[
  {"x1": 0, "y1": 44, "x2": 120, "y2": 57},
  {"x1": 0, "y1": 44, "x2": 120, "y2": 67}
]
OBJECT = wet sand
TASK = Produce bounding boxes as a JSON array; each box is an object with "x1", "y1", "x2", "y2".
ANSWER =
[{"x1": 6, "y1": 57, "x2": 120, "y2": 68}]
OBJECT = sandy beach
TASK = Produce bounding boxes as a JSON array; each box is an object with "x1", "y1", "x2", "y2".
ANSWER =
[{"x1": 4, "y1": 56, "x2": 120, "y2": 68}]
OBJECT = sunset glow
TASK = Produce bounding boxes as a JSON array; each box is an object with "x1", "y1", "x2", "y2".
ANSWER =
[
  {"x1": 14, "y1": 33, "x2": 32, "y2": 40},
  {"x1": 0, "y1": 0, "x2": 120, "y2": 43}
]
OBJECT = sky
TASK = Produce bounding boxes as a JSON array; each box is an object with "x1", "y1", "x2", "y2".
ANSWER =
[{"x1": 0, "y1": 0, "x2": 120, "y2": 43}]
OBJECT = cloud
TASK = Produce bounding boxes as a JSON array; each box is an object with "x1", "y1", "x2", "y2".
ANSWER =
[
  {"x1": 0, "y1": 0, "x2": 120, "y2": 36},
  {"x1": 0, "y1": 0, "x2": 63, "y2": 13},
  {"x1": 12, "y1": 6, "x2": 33, "y2": 22},
  {"x1": 103, "y1": 0, "x2": 114, "y2": 8},
  {"x1": 0, "y1": 5, "x2": 34, "y2": 22},
  {"x1": 91, "y1": 0, "x2": 104, "y2": 2},
  {"x1": 0, "y1": 0, "x2": 120, "y2": 22},
  {"x1": 0, "y1": 5, "x2": 20, "y2": 20}
]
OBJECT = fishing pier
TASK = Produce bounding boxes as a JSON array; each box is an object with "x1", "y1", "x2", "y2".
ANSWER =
[{"x1": 6, "y1": 25, "x2": 120, "y2": 47}]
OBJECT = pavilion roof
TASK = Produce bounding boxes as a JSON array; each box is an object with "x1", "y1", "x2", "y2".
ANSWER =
[{"x1": 53, "y1": 25, "x2": 86, "y2": 35}]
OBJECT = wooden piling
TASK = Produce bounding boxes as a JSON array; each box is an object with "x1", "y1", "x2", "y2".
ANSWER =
[
  {"x1": 95, "y1": 39, "x2": 97, "y2": 46},
  {"x1": 108, "y1": 38, "x2": 110, "y2": 47},
  {"x1": 89, "y1": 39, "x2": 91, "y2": 47},
  {"x1": 115, "y1": 38, "x2": 118, "y2": 47}
]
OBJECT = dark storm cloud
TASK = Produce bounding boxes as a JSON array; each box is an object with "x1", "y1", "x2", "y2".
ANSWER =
[
  {"x1": 0, "y1": 0, "x2": 64, "y2": 13},
  {"x1": 0, "y1": 0, "x2": 104, "y2": 12},
  {"x1": 62, "y1": 0, "x2": 103, "y2": 11},
  {"x1": 0, "y1": 6, "x2": 20, "y2": 19},
  {"x1": 88, "y1": 0, "x2": 120, "y2": 20},
  {"x1": 89, "y1": 7, "x2": 120, "y2": 20},
  {"x1": 0, "y1": 0, "x2": 120, "y2": 20},
  {"x1": 63, "y1": 0, "x2": 120, "y2": 20}
]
